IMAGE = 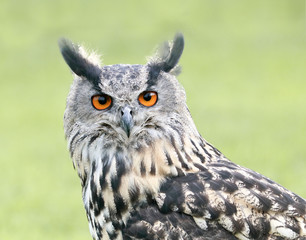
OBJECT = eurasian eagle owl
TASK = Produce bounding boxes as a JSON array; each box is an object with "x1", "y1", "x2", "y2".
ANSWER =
[{"x1": 59, "y1": 33, "x2": 305, "y2": 240}]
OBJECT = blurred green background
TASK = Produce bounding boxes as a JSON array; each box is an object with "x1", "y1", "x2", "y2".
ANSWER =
[{"x1": 0, "y1": 0, "x2": 305, "y2": 239}]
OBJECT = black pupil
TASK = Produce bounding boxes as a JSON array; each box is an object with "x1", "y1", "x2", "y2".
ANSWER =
[
  {"x1": 143, "y1": 92, "x2": 152, "y2": 101},
  {"x1": 98, "y1": 95, "x2": 107, "y2": 105}
]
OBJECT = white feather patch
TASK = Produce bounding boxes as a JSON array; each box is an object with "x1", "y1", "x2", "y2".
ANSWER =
[{"x1": 193, "y1": 217, "x2": 208, "y2": 230}]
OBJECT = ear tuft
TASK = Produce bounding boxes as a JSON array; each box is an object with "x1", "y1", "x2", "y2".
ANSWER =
[
  {"x1": 148, "y1": 33, "x2": 184, "y2": 76},
  {"x1": 58, "y1": 38, "x2": 101, "y2": 81},
  {"x1": 162, "y1": 32, "x2": 184, "y2": 73}
]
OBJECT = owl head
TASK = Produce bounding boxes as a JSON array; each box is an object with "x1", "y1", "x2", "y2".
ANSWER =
[
  {"x1": 59, "y1": 34, "x2": 209, "y2": 188},
  {"x1": 60, "y1": 34, "x2": 198, "y2": 153}
]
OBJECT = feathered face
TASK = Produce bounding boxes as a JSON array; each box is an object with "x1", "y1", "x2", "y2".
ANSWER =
[
  {"x1": 61, "y1": 34, "x2": 191, "y2": 153},
  {"x1": 65, "y1": 64, "x2": 187, "y2": 145}
]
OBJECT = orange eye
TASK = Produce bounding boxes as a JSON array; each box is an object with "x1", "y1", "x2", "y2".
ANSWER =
[
  {"x1": 91, "y1": 94, "x2": 112, "y2": 110},
  {"x1": 138, "y1": 91, "x2": 158, "y2": 107}
]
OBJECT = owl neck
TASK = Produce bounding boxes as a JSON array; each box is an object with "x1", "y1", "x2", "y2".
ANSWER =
[{"x1": 68, "y1": 122, "x2": 225, "y2": 239}]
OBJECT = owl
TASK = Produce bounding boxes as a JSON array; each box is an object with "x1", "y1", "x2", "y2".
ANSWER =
[{"x1": 59, "y1": 33, "x2": 306, "y2": 240}]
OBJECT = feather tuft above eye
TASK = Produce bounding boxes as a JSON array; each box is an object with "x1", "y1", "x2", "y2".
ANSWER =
[
  {"x1": 58, "y1": 38, "x2": 102, "y2": 82},
  {"x1": 148, "y1": 33, "x2": 184, "y2": 79},
  {"x1": 161, "y1": 32, "x2": 184, "y2": 73}
]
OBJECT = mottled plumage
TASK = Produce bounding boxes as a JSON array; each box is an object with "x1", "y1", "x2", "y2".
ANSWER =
[{"x1": 59, "y1": 34, "x2": 306, "y2": 240}]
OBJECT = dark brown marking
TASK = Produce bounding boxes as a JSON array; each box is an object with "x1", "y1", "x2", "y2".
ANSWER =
[
  {"x1": 170, "y1": 125, "x2": 184, "y2": 145},
  {"x1": 69, "y1": 130, "x2": 80, "y2": 154},
  {"x1": 222, "y1": 180, "x2": 238, "y2": 193},
  {"x1": 129, "y1": 185, "x2": 140, "y2": 203},
  {"x1": 183, "y1": 150, "x2": 193, "y2": 162},
  {"x1": 208, "y1": 180, "x2": 222, "y2": 191},
  {"x1": 190, "y1": 139, "x2": 199, "y2": 151},
  {"x1": 246, "y1": 217, "x2": 260, "y2": 239},
  {"x1": 194, "y1": 163, "x2": 208, "y2": 171},
  {"x1": 90, "y1": 162, "x2": 105, "y2": 217},
  {"x1": 170, "y1": 135, "x2": 190, "y2": 170},
  {"x1": 207, "y1": 142, "x2": 222, "y2": 157},
  {"x1": 111, "y1": 152, "x2": 128, "y2": 192},
  {"x1": 231, "y1": 217, "x2": 244, "y2": 233},
  {"x1": 150, "y1": 161, "x2": 156, "y2": 175},
  {"x1": 218, "y1": 170, "x2": 232, "y2": 179},
  {"x1": 285, "y1": 217, "x2": 301, "y2": 234},
  {"x1": 207, "y1": 205, "x2": 221, "y2": 220},
  {"x1": 257, "y1": 217, "x2": 271, "y2": 235},
  {"x1": 202, "y1": 147, "x2": 212, "y2": 159},
  {"x1": 193, "y1": 150, "x2": 206, "y2": 163},
  {"x1": 165, "y1": 151, "x2": 173, "y2": 165},
  {"x1": 114, "y1": 193, "x2": 128, "y2": 216},
  {"x1": 88, "y1": 133, "x2": 101, "y2": 147},
  {"x1": 250, "y1": 190, "x2": 272, "y2": 212},
  {"x1": 224, "y1": 201, "x2": 237, "y2": 216},
  {"x1": 176, "y1": 167, "x2": 185, "y2": 177},
  {"x1": 198, "y1": 170, "x2": 213, "y2": 180},
  {"x1": 140, "y1": 160, "x2": 146, "y2": 176},
  {"x1": 100, "y1": 154, "x2": 111, "y2": 190}
]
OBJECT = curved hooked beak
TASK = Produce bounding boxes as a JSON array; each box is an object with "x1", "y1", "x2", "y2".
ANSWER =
[{"x1": 120, "y1": 106, "x2": 134, "y2": 137}]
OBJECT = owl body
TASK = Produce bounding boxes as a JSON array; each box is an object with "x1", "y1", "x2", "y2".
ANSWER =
[{"x1": 60, "y1": 34, "x2": 306, "y2": 240}]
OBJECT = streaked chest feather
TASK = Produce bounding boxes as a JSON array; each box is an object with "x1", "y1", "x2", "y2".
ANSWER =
[
  {"x1": 68, "y1": 124, "x2": 306, "y2": 240},
  {"x1": 71, "y1": 129, "x2": 222, "y2": 239}
]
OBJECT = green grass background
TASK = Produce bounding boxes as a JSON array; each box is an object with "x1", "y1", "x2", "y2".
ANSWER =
[{"x1": 0, "y1": 0, "x2": 305, "y2": 239}]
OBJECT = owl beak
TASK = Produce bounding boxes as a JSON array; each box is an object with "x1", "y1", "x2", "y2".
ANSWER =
[{"x1": 120, "y1": 106, "x2": 134, "y2": 138}]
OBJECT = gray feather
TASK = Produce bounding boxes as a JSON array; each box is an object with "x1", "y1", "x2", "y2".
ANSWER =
[
  {"x1": 161, "y1": 32, "x2": 184, "y2": 72},
  {"x1": 58, "y1": 38, "x2": 101, "y2": 82}
]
